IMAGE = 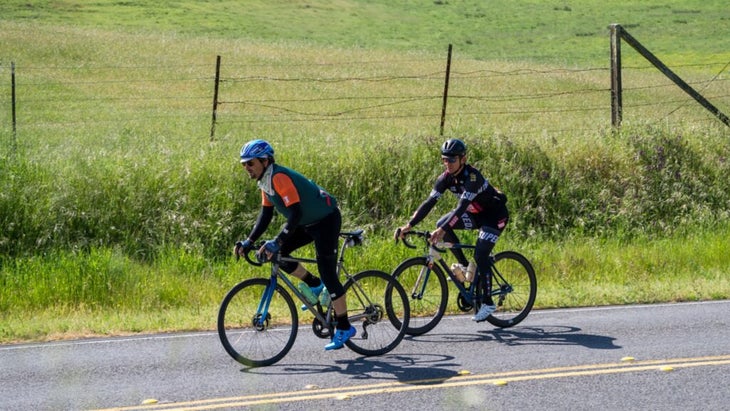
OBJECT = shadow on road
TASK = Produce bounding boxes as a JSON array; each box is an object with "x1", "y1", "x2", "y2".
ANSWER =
[
  {"x1": 406, "y1": 325, "x2": 621, "y2": 350},
  {"x1": 240, "y1": 353, "x2": 461, "y2": 384},
  {"x1": 237, "y1": 326, "x2": 619, "y2": 380},
  {"x1": 335, "y1": 354, "x2": 461, "y2": 384},
  {"x1": 485, "y1": 325, "x2": 621, "y2": 349}
]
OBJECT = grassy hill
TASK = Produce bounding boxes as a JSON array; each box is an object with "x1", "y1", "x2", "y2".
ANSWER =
[
  {"x1": 3, "y1": 0, "x2": 729, "y2": 64},
  {"x1": 0, "y1": 0, "x2": 729, "y2": 343}
]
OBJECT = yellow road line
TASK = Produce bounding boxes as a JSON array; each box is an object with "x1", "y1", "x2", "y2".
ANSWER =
[{"x1": 97, "y1": 354, "x2": 730, "y2": 411}]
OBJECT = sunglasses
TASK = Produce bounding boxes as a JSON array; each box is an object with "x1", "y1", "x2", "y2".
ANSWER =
[
  {"x1": 441, "y1": 156, "x2": 459, "y2": 164},
  {"x1": 243, "y1": 159, "x2": 257, "y2": 167}
]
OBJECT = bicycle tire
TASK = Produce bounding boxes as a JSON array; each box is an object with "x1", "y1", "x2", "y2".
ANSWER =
[
  {"x1": 217, "y1": 278, "x2": 298, "y2": 367},
  {"x1": 390, "y1": 256, "x2": 448, "y2": 336},
  {"x1": 343, "y1": 270, "x2": 410, "y2": 356},
  {"x1": 485, "y1": 251, "x2": 537, "y2": 328}
]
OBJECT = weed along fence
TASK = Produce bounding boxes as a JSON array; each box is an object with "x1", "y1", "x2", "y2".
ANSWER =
[{"x1": 2, "y1": 35, "x2": 729, "y2": 151}]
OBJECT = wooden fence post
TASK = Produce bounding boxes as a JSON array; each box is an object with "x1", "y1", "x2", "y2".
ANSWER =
[
  {"x1": 210, "y1": 55, "x2": 221, "y2": 141},
  {"x1": 612, "y1": 24, "x2": 729, "y2": 128},
  {"x1": 609, "y1": 24, "x2": 623, "y2": 128},
  {"x1": 11, "y1": 61, "x2": 17, "y2": 151},
  {"x1": 440, "y1": 44, "x2": 452, "y2": 136}
]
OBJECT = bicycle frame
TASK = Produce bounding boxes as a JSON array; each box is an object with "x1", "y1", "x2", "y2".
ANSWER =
[
  {"x1": 221, "y1": 229, "x2": 410, "y2": 366},
  {"x1": 251, "y1": 232, "x2": 379, "y2": 331},
  {"x1": 393, "y1": 229, "x2": 536, "y2": 334},
  {"x1": 434, "y1": 243, "x2": 514, "y2": 302},
  {"x1": 404, "y1": 235, "x2": 509, "y2": 306},
  {"x1": 254, "y1": 256, "x2": 331, "y2": 330},
  {"x1": 420, "y1": 243, "x2": 479, "y2": 305}
]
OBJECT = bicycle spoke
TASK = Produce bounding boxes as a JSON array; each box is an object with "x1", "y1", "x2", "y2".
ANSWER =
[
  {"x1": 217, "y1": 279, "x2": 298, "y2": 367},
  {"x1": 344, "y1": 270, "x2": 409, "y2": 356},
  {"x1": 391, "y1": 257, "x2": 448, "y2": 335},
  {"x1": 486, "y1": 251, "x2": 537, "y2": 328}
]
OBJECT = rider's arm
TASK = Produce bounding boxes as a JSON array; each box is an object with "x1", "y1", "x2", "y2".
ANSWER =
[
  {"x1": 275, "y1": 202, "x2": 303, "y2": 246},
  {"x1": 437, "y1": 195, "x2": 471, "y2": 230},
  {"x1": 436, "y1": 168, "x2": 482, "y2": 230},
  {"x1": 408, "y1": 173, "x2": 448, "y2": 227},
  {"x1": 408, "y1": 194, "x2": 438, "y2": 227},
  {"x1": 247, "y1": 204, "x2": 274, "y2": 242}
]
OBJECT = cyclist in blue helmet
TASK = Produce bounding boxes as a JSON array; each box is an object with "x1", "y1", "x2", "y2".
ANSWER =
[
  {"x1": 234, "y1": 139, "x2": 355, "y2": 350},
  {"x1": 239, "y1": 139, "x2": 274, "y2": 162},
  {"x1": 396, "y1": 138, "x2": 509, "y2": 322}
]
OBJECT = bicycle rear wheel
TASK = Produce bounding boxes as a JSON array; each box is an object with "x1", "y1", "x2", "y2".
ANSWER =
[
  {"x1": 486, "y1": 251, "x2": 537, "y2": 328},
  {"x1": 344, "y1": 270, "x2": 410, "y2": 356},
  {"x1": 390, "y1": 256, "x2": 448, "y2": 335},
  {"x1": 217, "y1": 278, "x2": 298, "y2": 367}
]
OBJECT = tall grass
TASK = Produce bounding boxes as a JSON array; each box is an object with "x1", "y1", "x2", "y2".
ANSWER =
[
  {"x1": 6, "y1": 123, "x2": 728, "y2": 259},
  {"x1": 2, "y1": 224, "x2": 729, "y2": 343},
  {"x1": 1, "y1": 2, "x2": 729, "y2": 342}
]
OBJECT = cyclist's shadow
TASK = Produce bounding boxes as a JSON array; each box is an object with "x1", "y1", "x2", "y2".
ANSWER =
[
  {"x1": 241, "y1": 353, "x2": 462, "y2": 384},
  {"x1": 488, "y1": 325, "x2": 620, "y2": 349},
  {"x1": 333, "y1": 354, "x2": 461, "y2": 383},
  {"x1": 409, "y1": 325, "x2": 621, "y2": 350},
  {"x1": 240, "y1": 352, "x2": 462, "y2": 384}
]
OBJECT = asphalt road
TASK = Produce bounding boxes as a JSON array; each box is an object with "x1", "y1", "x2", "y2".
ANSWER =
[{"x1": 2, "y1": 300, "x2": 729, "y2": 411}]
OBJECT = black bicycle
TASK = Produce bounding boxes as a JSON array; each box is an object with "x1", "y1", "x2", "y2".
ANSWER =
[
  {"x1": 392, "y1": 229, "x2": 536, "y2": 335},
  {"x1": 218, "y1": 229, "x2": 410, "y2": 367}
]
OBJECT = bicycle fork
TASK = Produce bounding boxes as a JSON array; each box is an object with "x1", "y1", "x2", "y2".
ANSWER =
[
  {"x1": 253, "y1": 276, "x2": 278, "y2": 330},
  {"x1": 410, "y1": 249, "x2": 439, "y2": 300},
  {"x1": 412, "y1": 266, "x2": 429, "y2": 300}
]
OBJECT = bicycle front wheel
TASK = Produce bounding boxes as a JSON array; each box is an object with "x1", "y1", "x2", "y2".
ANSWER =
[
  {"x1": 486, "y1": 251, "x2": 537, "y2": 328},
  {"x1": 217, "y1": 278, "x2": 298, "y2": 367},
  {"x1": 391, "y1": 256, "x2": 448, "y2": 335},
  {"x1": 344, "y1": 270, "x2": 410, "y2": 356}
]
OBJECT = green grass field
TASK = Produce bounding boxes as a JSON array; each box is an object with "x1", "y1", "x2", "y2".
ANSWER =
[{"x1": 1, "y1": 0, "x2": 729, "y2": 343}]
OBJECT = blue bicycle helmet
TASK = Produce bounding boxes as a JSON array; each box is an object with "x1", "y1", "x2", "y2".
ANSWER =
[{"x1": 240, "y1": 139, "x2": 274, "y2": 162}]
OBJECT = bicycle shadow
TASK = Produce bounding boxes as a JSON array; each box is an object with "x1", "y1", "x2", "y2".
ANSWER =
[
  {"x1": 407, "y1": 325, "x2": 621, "y2": 350},
  {"x1": 241, "y1": 353, "x2": 461, "y2": 384},
  {"x1": 486, "y1": 325, "x2": 621, "y2": 349},
  {"x1": 334, "y1": 354, "x2": 461, "y2": 384}
]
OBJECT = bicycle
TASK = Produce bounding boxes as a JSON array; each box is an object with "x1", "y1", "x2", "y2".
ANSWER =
[
  {"x1": 392, "y1": 229, "x2": 536, "y2": 335},
  {"x1": 218, "y1": 229, "x2": 410, "y2": 367}
]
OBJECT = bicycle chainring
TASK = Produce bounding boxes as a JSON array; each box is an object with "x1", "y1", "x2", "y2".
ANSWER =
[
  {"x1": 457, "y1": 294, "x2": 473, "y2": 312},
  {"x1": 312, "y1": 317, "x2": 332, "y2": 339}
]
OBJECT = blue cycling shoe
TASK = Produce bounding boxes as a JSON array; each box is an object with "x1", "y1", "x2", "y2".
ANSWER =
[{"x1": 325, "y1": 326, "x2": 356, "y2": 350}]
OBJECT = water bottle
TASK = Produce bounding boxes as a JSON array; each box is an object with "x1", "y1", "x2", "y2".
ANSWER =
[
  {"x1": 319, "y1": 286, "x2": 331, "y2": 307},
  {"x1": 450, "y1": 263, "x2": 466, "y2": 283},
  {"x1": 465, "y1": 262, "x2": 477, "y2": 282}
]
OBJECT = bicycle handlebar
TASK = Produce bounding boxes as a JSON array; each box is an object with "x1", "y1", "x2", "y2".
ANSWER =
[
  {"x1": 394, "y1": 229, "x2": 450, "y2": 252},
  {"x1": 240, "y1": 242, "x2": 266, "y2": 267},
  {"x1": 394, "y1": 228, "x2": 478, "y2": 252},
  {"x1": 394, "y1": 228, "x2": 426, "y2": 248},
  {"x1": 237, "y1": 229, "x2": 366, "y2": 267}
]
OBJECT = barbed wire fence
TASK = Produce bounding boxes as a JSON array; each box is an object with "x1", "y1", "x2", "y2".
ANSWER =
[
  {"x1": 609, "y1": 24, "x2": 730, "y2": 128},
  {"x1": 2, "y1": 43, "x2": 729, "y2": 156}
]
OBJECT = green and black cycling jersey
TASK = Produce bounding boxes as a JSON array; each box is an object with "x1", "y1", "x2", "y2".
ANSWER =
[{"x1": 248, "y1": 164, "x2": 337, "y2": 245}]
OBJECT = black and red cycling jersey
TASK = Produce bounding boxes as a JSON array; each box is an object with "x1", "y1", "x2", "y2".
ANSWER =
[{"x1": 408, "y1": 164, "x2": 507, "y2": 230}]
